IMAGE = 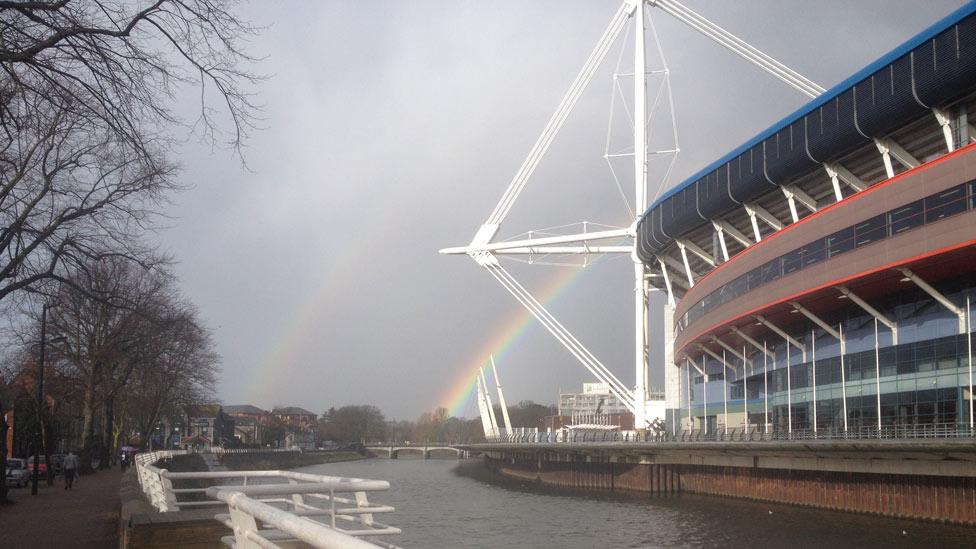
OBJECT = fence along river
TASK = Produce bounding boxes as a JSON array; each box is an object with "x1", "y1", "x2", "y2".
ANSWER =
[{"x1": 298, "y1": 457, "x2": 975, "y2": 548}]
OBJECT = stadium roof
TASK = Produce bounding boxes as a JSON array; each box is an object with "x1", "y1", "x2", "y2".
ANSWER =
[{"x1": 643, "y1": 1, "x2": 976, "y2": 215}]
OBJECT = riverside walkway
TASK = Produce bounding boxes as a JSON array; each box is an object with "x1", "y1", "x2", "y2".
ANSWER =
[{"x1": 0, "y1": 469, "x2": 121, "y2": 548}]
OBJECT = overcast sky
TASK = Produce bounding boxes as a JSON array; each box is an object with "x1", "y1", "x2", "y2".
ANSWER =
[{"x1": 160, "y1": 0, "x2": 966, "y2": 420}]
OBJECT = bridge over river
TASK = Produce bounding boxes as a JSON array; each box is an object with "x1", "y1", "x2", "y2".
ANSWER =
[{"x1": 365, "y1": 444, "x2": 469, "y2": 459}]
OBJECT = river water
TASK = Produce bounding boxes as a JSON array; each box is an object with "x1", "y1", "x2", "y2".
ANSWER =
[{"x1": 300, "y1": 458, "x2": 975, "y2": 548}]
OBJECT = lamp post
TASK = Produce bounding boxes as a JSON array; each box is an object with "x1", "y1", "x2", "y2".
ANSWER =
[{"x1": 31, "y1": 304, "x2": 48, "y2": 496}]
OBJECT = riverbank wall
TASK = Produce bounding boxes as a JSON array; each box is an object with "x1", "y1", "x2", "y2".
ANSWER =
[
  {"x1": 219, "y1": 450, "x2": 363, "y2": 470},
  {"x1": 476, "y1": 440, "x2": 976, "y2": 524}
]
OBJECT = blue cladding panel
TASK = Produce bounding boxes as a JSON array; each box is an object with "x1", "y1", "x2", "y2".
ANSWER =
[
  {"x1": 914, "y1": 16, "x2": 976, "y2": 107},
  {"x1": 853, "y1": 56, "x2": 926, "y2": 137},
  {"x1": 806, "y1": 90, "x2": 868, "y2": 162},
  {"x1": 697, "y1": 164, "x2": 738, "y2": 220},
  {"x1": 765, "y1": 119, "x2": 818, "y2": 183},
  {"x1": 660, "y1": 186, "x2": 705, "y2": 237},
  {"x1": 730, "y1": 144, "x2": 774, "y2": 201}
]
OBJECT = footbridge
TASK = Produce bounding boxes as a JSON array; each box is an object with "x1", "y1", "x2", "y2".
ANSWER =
[{"x1": 365, "y1": 444, "x2": 469, "y2": 460}]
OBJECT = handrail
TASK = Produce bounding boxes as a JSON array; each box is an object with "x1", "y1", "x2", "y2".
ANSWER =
[
  {"x1": 133, "y1": 449, "x2": 401, "y2": 548},
  {"x1": 211, "y1": 491, "x2": 381, "y2": 549},
  {"x1": 481, "y1": 422, "x2": 976, "y2": 445}
]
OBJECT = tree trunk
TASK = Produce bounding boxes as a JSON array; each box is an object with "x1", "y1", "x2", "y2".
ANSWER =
[
  {"x1": 79, "y1": 386, "x2": 96, "y2": 474},
  {"x1": 99, "y1": 396, "x2": 113, "y2": 469}
]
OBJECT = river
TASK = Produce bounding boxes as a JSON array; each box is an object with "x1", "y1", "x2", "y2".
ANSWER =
[{"x1": 299, "y1": 457, "x2": 975, "y2": 548}]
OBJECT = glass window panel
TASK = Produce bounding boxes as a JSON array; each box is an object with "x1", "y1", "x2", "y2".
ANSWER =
[
  {"x1": 916, "y1": 342, "x2": 935, "y2": 372},
  {"x1": 925, "y1": 184, "x2": 966, "y2": 222},
  {"x1": 746, "y1": 267, "x2": 763, "y2": 291},
  {"x1": 760, "y1": 260, "x2": 780, "y2": 284},
  {"x1": 827, "y1": 226, "x2": 854, "y2": 257},
  {"x1": 800, "y1": 238, "x2": 825, "y2": 267},
  {"x1": 854, "y1": 213, "x2": 887, "y2": 247},
  {"x1": 729, "y1": 275, "x2": 747, "y2": 300},
  {"x1": 782, "y1": 248, "x2": 802, "y2": 275},
  {"x1": 889, "y1": 199, "x2": 924, "y2": 235}
]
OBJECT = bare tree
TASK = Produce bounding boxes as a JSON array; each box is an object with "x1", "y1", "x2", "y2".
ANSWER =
[
  {"x1": 0, "y1": 0, "x2": 259, "y2": 304},
  {"x1": 0, "y1": 0, "x2": 259, "y2": 150},
  {"x1": 46, "y1": 257, "x2": 171, "y2": 472},
  {"x1": 117, "y1": 303, "x2": 219, "y2": 451}
]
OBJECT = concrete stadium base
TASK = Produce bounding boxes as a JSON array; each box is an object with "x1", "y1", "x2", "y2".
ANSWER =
[{"x1": 482, "y1": 442, "x2": 976, "y2": 525}]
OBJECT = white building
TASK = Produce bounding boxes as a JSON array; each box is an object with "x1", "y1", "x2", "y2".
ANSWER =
[{"x1": 558, "y1": 383, "x2": 631, "y2": 416}]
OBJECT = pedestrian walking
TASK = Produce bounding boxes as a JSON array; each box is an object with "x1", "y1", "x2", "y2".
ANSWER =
[{"x1": 63, "y1": 450, "x2": 79, "y2": 490}]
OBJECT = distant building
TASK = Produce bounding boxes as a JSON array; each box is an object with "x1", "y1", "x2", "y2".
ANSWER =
[
  {"x1": 232, "y1": 417, "x2": 262, "y2": 445},
  {"x1": 284, "y1": 431, "x2": 316, "y2": 451},
  {"x1": 542, "y1": 413, "x2": 635, "y2": 431},
  {"x1": 558, "y1": 383, "x2": 631, "y2": 416},
  {"x1": 184, "y1": 405, "x2": 235, "y2": 446},
  {"x1": 224, "y1": 404, "x2": 269, "y2": 422},
  {"x1": 271, "y1": 406, "x2": 318, "y2": 433}
]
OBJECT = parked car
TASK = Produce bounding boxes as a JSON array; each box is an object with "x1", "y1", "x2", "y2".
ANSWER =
[
  {"x1": 5, "y1": 458, "x2": 29, "y2": 488},
  {"x1": 27, "y1": 455, "x2": 48, "y2": 478}
]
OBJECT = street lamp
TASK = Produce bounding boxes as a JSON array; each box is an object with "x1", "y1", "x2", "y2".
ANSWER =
[
  {"x1": 31, "y1": 304, "x2": 49, "y2": 496},
  {"x1": 31, "y1": 303, "x2": 64, "y2": 495}
]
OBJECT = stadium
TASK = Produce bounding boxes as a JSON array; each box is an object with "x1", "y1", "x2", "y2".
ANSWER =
[{"x1": 635, "y1": 4, "x2": 976, "y2": 436}]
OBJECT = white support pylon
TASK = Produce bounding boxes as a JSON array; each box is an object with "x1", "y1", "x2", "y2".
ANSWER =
[
  {"x1": 632, "y1": 0, "x2": 650, "y2": 430},
  {"x1": 475, "y1": 375, "x2": 492, "y2": 438},
  {"x1": 478, "y1": 368, "x2": 498, "y2": 437},
  {"x1": 480, "y1": 367, "x2": 499, "y2": 437},
  {"x1": 442, "y1": 0, "x2": 822, "y2": 433},
  {"x1": 490, "y1": 355, "x2": 512, "y2": 434}
]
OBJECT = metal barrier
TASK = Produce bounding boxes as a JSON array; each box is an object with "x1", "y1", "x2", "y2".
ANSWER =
[
  {"x1": 134, "y1": 450, "x2": 401, "y2": 548},
  {"x1": 484, "y1": 422, "x2": 976, "y2": 445}
]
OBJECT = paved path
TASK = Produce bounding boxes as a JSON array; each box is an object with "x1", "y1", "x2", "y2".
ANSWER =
[{"x1": 0, "y1": 469, "x2": 121, "y2": 548}]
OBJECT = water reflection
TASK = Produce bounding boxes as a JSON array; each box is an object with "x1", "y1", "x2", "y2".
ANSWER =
[{"x1": 301, "y1": 458, "x2": 975, "y2": 548}]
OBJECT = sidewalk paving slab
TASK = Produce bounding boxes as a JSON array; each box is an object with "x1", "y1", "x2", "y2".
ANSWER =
[{"x1": 0, "y1": 469, "x2": 121, "y2": 548}]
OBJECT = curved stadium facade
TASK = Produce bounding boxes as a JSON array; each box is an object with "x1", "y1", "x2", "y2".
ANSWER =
[{"x1": 637, "y1": 4, "x2": 976, "y2": 436}]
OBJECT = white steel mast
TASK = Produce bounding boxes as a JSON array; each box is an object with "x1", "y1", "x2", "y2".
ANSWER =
[
  {"x1": 490, "y1": 355, "x2": 512, "y2": 433},
  {"x1": 480, "y1": 367, "x2": 499, "y2": 437},
  {"x1": 632, "y1": 3, "x2": 650, "y2": 429},
  {"x1": 475, "y1": 374, "x2": 493, "y2": 437},
  {"x1": 442, "y1": 0, "x2": 822, "y2": 432}
]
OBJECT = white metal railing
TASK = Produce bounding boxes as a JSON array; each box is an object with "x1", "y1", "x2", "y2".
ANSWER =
[
  {"x1": 134, "y1": 450, "x2": 400, "y2": 548},
  {"x1": 207, "y1": 478, "x2": 401, "y2": 549},
  {"x1": 483, "y1": 422, "x2": 976, "y2": 445}
]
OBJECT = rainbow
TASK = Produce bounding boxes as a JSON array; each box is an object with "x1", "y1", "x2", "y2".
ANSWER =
[
  {"x1": 440, "y1": 257, "x2": 613, "y2": 418},
  {"x1": 248, "y1": 241, "x2": 614, "y2": 419}
]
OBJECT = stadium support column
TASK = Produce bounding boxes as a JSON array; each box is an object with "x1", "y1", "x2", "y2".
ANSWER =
[
  {"x1": 664, "y1": 304, "x2": 679, "y2": 434},
  {"x1": 763, "y1": 341, "x2": 769, "y2": 433},
  {"x1": 840, "y1": 323, "x2": 849, "y2": 433},
  {"x1": 933, "y1": 108, "x2": 955, "y2": 152},
  {"x1": 811, "y1": 330, "x2": 817, "y2": 435},
  {"x1": 743, "y1": 345, "x2": 749, "y2": 431},
  {"x1": 874, "y1": 318, "x2": 882, "y2": 436},
  {"x1": 898, "y1": 268, "x2": 965, "y2": 333},
  {"x1": 786, "y1": 340, "x2": 792, "y2": 434},
  {"x1": 836, "y1": 286, "x2": 897, "y2": 344},
  {"x1": 632, "y1": 0, "x2": 649, "y2": 430},
  {"x1": 967, "y1": 296, "x2": 973, "y2": 432},
  {"x1": 687, "y1": 355, "x2": 707, "y2": 434},
  {"x1": 685, "y1": 358, "x2": 692, "y2": 431}
]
